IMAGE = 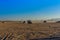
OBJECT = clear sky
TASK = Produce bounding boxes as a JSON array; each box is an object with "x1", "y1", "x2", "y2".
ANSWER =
[{"x1": 0, "y1": 0, "x2": 60, "y2": 20}]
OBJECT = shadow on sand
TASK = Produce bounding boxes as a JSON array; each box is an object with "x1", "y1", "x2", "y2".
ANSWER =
[{"x1": 30, "y1": 37, "x2": 60, "y2": 40}]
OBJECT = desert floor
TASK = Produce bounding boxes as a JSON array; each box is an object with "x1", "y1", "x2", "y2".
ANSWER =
[{"x1": 0, "y1": 22, "x2": 60, "y2": 40}]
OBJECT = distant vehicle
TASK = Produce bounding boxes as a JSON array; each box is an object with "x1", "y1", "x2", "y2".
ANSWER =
[
  {"x1": 27, "y1": 20, "x2": 32, "y2": 24},
  {"x1": 43, "y1": 20, "x2": 47, "y2": 23}
]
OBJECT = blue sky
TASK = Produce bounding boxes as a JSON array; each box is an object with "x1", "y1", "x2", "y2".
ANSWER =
[{"x1": 0, "y1": 0, "x2": 60, "y2": 20}]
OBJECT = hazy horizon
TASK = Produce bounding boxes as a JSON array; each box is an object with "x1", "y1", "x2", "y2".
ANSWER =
[{"x1": 0, "y1": 0, "x2": 60, "y2": 20}]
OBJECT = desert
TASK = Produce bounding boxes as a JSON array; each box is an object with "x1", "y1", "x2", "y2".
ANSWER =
[{"x1": 0, "y1": 21, "x2": 60, "y2": 40}]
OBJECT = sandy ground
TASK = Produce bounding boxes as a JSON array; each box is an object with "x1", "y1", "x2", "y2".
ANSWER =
[{"x1": 0, "y1": 22, "x2": 60, "y2": 40}]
